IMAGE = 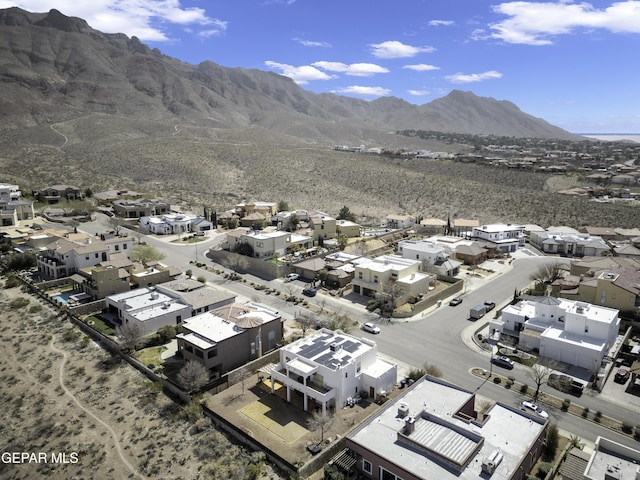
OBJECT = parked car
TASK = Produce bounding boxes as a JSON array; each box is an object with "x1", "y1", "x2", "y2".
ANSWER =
[
  {"x1": 362, "y1": 322, "x2": 381, "y2": 334},
  {"x1": 484, "y1": 301, "x2": 496, "y2": 312},
  {"x1": 306, "y1": 443, "x2": 322, "y2": 455},
  {"x1": 520, "y1": 401, "x2": 549, "y2": 419},
  {"x1": 449, "y1": 297, "x2": 463, "y2": 306},
  {"x1": 491, "y1": 355, "x2": 514, "y2": 370},
  {"x1": 302, "y1": 287, "x2": 317, "y2": 297},
  {"x1": 614, "y1": 369, "x2": 630, "y2": 384},
  {"x1": 285, "y1": 273, "x2": 299, "y2": 282}
]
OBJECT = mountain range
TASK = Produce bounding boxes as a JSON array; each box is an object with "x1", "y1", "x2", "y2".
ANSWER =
[{"x1": 0, "y1": 7, "x2": 579, "y2": 142}]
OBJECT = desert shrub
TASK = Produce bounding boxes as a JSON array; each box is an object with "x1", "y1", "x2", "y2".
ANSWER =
[
  {"x1": 582, "y1": 407, "x2": 589, "y2": 418},
  {"x1": 520, "y1": 383, "x2": 529, "y2": 394},
  {"x1": 536, "y1": 462, "x2": 552, "y2": 479},
  {"x1": 594, "y1": 411, "x2": 602, "y2": 423},
  {"x1": 29, "y1": 304, "x2": 43, "y2": 314},
  {"x1": 493, "y1": 377, "x2": 501, "y2": 384},
  {"x1": 562, "y1": 399, "x2": 571, "y2": 411},
  {"x1": 4, "y1": 274, "x2": 20, "y2": 289},
  {"x1": 9, "y1": 297, "x2": 29, "y2": 309},
  {"x1": 634, "y1": 425, "x2": 640, "y2": 441},
  {"x1": 197, "y1": 276, "x2": 206, "y2": 283},
  {"x1": 407, "y1": 367, "x2": 426, "y2": 381}
]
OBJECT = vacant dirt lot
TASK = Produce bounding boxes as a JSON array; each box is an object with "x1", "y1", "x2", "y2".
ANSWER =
[{"x1": 0, "y1": 279, "x2": 274, "y2": 480}]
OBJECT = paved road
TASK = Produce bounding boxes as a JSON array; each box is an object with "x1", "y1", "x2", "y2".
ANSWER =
[{"x1": 80, "y1": 215, "x2": 640, "y2": 449}]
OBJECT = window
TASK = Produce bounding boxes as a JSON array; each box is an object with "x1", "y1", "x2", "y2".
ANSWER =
[
  {"x1": 362, "y1": 459, "x2": 372, "y2": 474},
  {"x1": 374, "y1": 275, "x2": 378, "y2": 283},
  {"x1": 585, "y1": 325, "x2": 589, "y2": 333},
  {"x1": 358, "y1": 272, "x2": 363, "y2": 279},
  {"x1": 95, "y1": 253, "x2": 99, "y2": 258},
  {"x1": 207, "y1": 349, "x2": 217, "y2": 359},
  {"x1": 600, "y1": 290, "x2": 606, "y2": 304},
  {"x1": 115, "y1": 245, "x2": 119, "y2": 251},
  {"x1": 185, "y1": 345, "x2": 193, "y2": 353},
  {"x1": 123, "y1": 243, "x2": 127, "y2": 250},
  {"x1": 195, "y1": 349, "x2": 203, "y2": 359}
]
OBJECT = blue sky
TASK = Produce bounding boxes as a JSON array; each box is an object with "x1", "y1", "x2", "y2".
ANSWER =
[{"x1": 3, "y1": 1, "x2": 640, "y2": 133}]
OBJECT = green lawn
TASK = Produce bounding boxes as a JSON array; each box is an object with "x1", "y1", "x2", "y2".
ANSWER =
[
  {"x1": 85, "y1": 315, "x2": 116, "y2": 335},
  {"x1": 134, "y1": 346, "x2": 167, "y2": 368}
]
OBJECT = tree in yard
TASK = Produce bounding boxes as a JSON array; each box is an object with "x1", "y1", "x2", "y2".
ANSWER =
[
  {"x1": 337, "y1": 205, "x2": 356, "y2": 222},
  {"x1": 116, "y1": 321, "x2": 144, "y2": 352},
  {"x1": 234, "y1": 242, "x2": 254, "y2": 257},
  {"x1": 378, "y1": 279, "x2": 403, "y2": 315},
  {"x1": 284, "y1": 214, "x2": 300, "y2": 232},
  {"x1": 130, "y1": 244, "x2": 165, "y2": 264},
  {"x1": 327, "y1": 311, "x2": 352, "y2": 333},
  {"x1": 337, "y1": 234, "x2": 348, "y2": 251},
  {"x1": 529, "y1": 262, "x2": 567, "y2": 289},
  {"x1": 316, "y1": 269, "x2": 329, "y2": 287},
  {"x1": 543, "y1": 423, "x2": 559, "y2": 459},
  {"x1": 277, "y1": 200, "x2": 290, "y2": 212},
  {"x1": 107, "y1": 216, "x2": 126, "y2": 235},
  {"x1": 224, "y1": 253, "x2": 249, "y2": 273},
  {"x1": 295, "y1": 311, "x2": 317, "y2": 337},
  {"x1": 423, "y1": 363, "x2": 443, "y2": 378},
  {"x1": 177, "y1": 360, "x2": 209, "y2": 393},
  {"x1": 527, "y1": 357, "x2": 558, "y2": 402},
  {"x1": 307, "y1": 411, "x2": 335, "y2": 444}
]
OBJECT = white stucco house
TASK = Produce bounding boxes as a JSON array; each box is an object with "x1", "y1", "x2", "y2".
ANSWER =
[
  {"x1": 489, "y1": 296, "x2": 620, "y2": 371},
  {"x1": 471, "y1": 223, "x2": 525, "y2": 253},
  {"x1": 397, "y1": 238, "x2": 462, "y2": 277},
  {"x1": 139, "y1": 213, "x2": 212, "y2": 235},
  {"x1": 269, "y1": 329, "x2": 397, "y2": 414},
  {"x1": 529, "y1": 231, "x2": 610, "y2": 257}
]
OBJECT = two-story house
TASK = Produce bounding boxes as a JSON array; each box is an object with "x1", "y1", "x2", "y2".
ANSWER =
[
  {"x1": 308, "y1": 210, "x2": 337, "y2": 242},
  {"x1": 489, "y1": 296, "x2": 620, "y2": 371},
  {"x1": 35, "y1": 185, "x2": 84, "y2": 204},
  {"x1": 352, "y1": 255, "x2": 435, "y2": 306},
  {"x1": 386, "y1": 214, "x2": 415, "y2": 229},
  {"x1": 269, "y1": 328, "x2": 397, "y2": 414},
  {"x1": 37, "y1": 234, "x2": 133, "y2": 279},
  {"x1": 177, "y1": 302, "x2": 283, "y2": 378},
  {"x1": 113, "y1": 198, "x2": 170, "y2": 219},
  {"x1": 335, "y1": 219, "x2": 361, "y2": 238},
  {"x1": 471, "y1": 223, "x2": 525, "y2": 253},
  {"x1": 397, "y1": 238, "x2": 462, "y2": 277}
]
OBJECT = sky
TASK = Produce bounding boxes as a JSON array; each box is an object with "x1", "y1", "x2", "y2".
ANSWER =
[{"x1": 2, "y1": 1, "x2": 640, "y2": 133}]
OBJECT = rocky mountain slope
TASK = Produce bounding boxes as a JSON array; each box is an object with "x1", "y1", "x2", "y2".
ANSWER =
[{"x1": 0, "y1": 7, "x2": 579, "y2": 142}]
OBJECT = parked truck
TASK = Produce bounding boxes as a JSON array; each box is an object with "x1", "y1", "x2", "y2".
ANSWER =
[{"x1": 469, "y1": 304, "x2": 486, "y2": 320}]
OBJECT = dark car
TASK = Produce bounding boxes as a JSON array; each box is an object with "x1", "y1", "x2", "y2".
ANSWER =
[
  {"x1": 449, "y1": 297, "x2": 463, "y2": 306},
  {"x1": 306, "y1": 443, "x2": 322, "y2": 455},
  {"x1": 614, "y1": 369, "x2": 630, "y2": 384},
  {"x1": 484, "y1": 301, "x2": 496, "y2": 312},
  {"x1": 491, "y1": 355, "x2": 515, "y2": 370},
  {"x1": 302, "y1": 287, "x2": 317, "y2": 297}
]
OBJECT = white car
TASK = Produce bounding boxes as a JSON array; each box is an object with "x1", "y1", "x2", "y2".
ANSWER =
[
  {"x1": 285, "y1": 273, "x2": 299, "y2": 282},
  {"x1": 362, "y1": 322, "x2": 381, "y2": 334},
  {"x1": 520, "y1": 401, "x2": 549, "y2": 419}
]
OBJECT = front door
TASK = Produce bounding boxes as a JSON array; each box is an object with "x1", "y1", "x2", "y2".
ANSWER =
[{"x1": 369, "y1": 386, "x2": 375, "y2": 399}]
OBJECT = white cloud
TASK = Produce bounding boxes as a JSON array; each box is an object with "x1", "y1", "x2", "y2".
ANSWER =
[
  {"x1": 428, "y1": 19, "x2": 454, "y2": 26},
  {"x1": 369, "y1": 40, "x2": 436, "y2": 58},
  {"x1": 408, "y1": 89, "x2": 431, "y2": 96},
  {"x1": 264, "y1": 61, "x2": 335, "y2": 84},
  {"x1": 446, "y1": 70, "x2": 503, "y2": 83},
  {"x1": 312, "y1": 61, "x2": 389, "y2": 76},
  {"x1": 0, "y1": 1, "x2": 227, "y2": 41},
  {"x1": 331, "y1": 85, "x2": 392, "y2": 97},
  {"x1": 489, "y1": 1, "x2": 640, "y2": 45},
  {"x1": 294, "y1": 38, "x2": 332, "y2": 47},
  {"x1": 403, "y1": 64, "x2": 440, "y2": 72}
]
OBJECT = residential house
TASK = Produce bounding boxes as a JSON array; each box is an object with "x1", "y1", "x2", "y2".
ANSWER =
[
  {"x1": 0, "y1": 200, "x2": 35, "y2": 227},
  {"x1": 560, "y1": 437, "x2": 640, "y2": 480},
  {"x1": 240, "y1": 211, "x2": 267, "y2": 228},
  {"x1": 36, "y1": 234, "x2": 133, "y2": 279},
  {"x1": 344, "y1": 376, "x2": 546, "y2": 480},
  {"x1": 471, "y1": 223, "x2": 525, "y2": 253},
  {"x1": 0, "y1": 183, "x2": 21, "y2": 203},
  {"x1": 35, "y1": 185, "x2": 83, "y2": 204},
  {"x1": 106, "y1": 287, "x2": 191, "y2": 336},
  {"x1": 140, "y1": 213, "x2": 209, "y2": 235},
  {"x1": 336, "y1": 219, "x2": 361, "y2": 238},
  {"x1": 418, "y1": 218, "x2": 447, "y2": 235},
  {"x1": 397, "y1": 238, "x2": 461, "y2": 277},
  {"x1": 454, "y1": 243, "x2": 488, "y2": 265},
  {"x1": 227, "y1": 228, "x2": 293, "y2": 259},
  {"x1": 386, "y1": 214, "x2": 415, "y2": 229},
  {"x1": 113, "y1": 198, "x2": 170, "y2": 219},
  {"x1": 529, "y1": 231, "x2": 610, "y2": 257},
  {"x1": 269, "y1": 328, "x2": 397, "y2": 414},
  {"x1": 73, "y1": 253, "x2": 134, "y2": 299},
  {"x1": 489, "y1": 296, "x2": 620, "y2": 371},
  {"x1": 177, "y1": 302, "x2": 283, "y2": 378},
  {"x1": 156, "y1": 279, "x2": 236, "y2": 316},
  {"x1": 352, "y1": 255, "x2": 435, "y2": 306},
  {"x1": 323, "y1": 252, "x2": 361, "y2": 288},
  {"x1": 235, "y1": 201, "x2": 278, "y2": 218},
  {"x1": 452, "y1": 218, "x2": 480, "y2": 236},
  {"x1": 568, "y1": 256, "x2": 640, "y2": 276},
  {"x1": 129, "y1": 262, "x2": 178, "y2": 289},
  {"x1": 291, "y1": 257, "x2": 327, "y2": 282},
  {"x1": 577, "y1": 226, "x2": 619, "y2": 241},
  {"x1": 308, "y1": 210, "x2": 337, "y2": 242},
  {"x1": 93, "y1": 190, "x2": 142, "y2": 206},
  {"x1": 613, "y1": 242, "x2": 640, "y2": 258},
  {"x1": 552, "y1": 266, "x2": 640, "y2": 313}
]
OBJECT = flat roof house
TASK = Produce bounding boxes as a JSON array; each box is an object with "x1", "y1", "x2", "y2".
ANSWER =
[
  {"x1": 177, "y1": 302, "x2": 283, "y2": 378},
  {"x1": 471, "y1": 223, "x2": 525, "y2": 253},
  {"x1": 345, "y1": 376, "x2": 546, "y2": 480},
  {"x1": 490, "y1": 296, "x2": 620, "y2": 371},
  {"x1": 269, "y1": 329, "x2": 397, "y2": 414}
]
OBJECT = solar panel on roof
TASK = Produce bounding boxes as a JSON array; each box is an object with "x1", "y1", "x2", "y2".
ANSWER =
[{"x1": 342, "y1": 341, "x2": 359, "y2": 353}]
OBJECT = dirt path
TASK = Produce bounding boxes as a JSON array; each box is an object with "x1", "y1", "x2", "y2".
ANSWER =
[{"x1": 49, "y1": 336, "x2": 145, "y2": 480}]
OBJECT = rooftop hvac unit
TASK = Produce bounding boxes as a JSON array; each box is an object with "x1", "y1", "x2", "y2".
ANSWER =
[
  {"x1": 481, "y1": 449, "x2": 503, "y2": 475},
  {"x1": 397, "y1": 403, "x2": 409, "y2": 418}
]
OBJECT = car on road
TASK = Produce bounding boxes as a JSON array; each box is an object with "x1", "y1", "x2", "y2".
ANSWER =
[
  {"x1": 449, "y1": 297, "x2": 463, "y2": 306},
  {"x1": 285, "y1": 273, "x2": 300, "y2": 282},
  {"x1": 491, "y1": 355, "x2": 515, "y2": 370},
  {"x1": 362, "y1": 322, "x2": 381, "y2": 334},
  {"x1": 614, "y1": 369, "x2": 630, "y2": 384},
  {"x1": 484, "y1": 301, "x2": 496, "y2": 312},
  {"x1": 302, "y1": 287, "x2": 317, "y2": 297},
  {"x1": 520, "y1": 401, "x2": 549, "y2": 419}
]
